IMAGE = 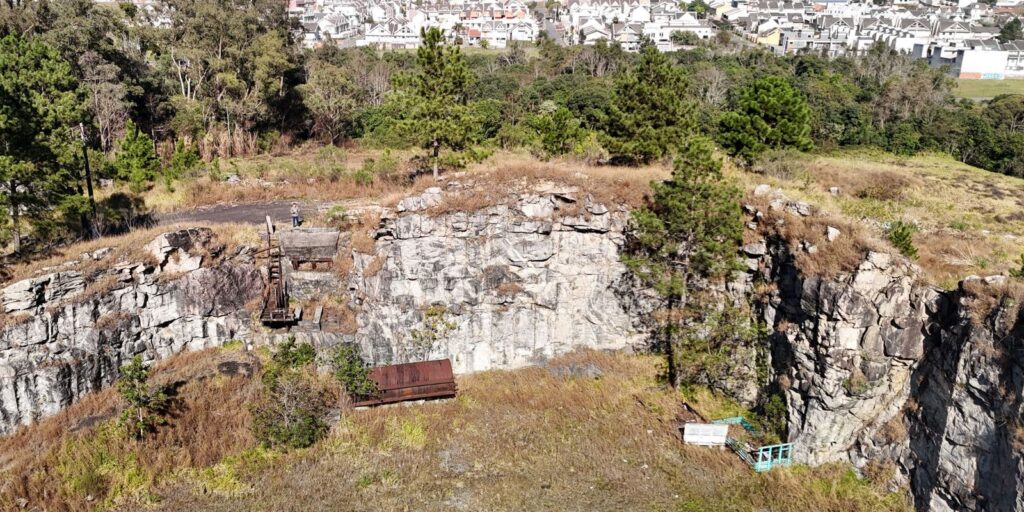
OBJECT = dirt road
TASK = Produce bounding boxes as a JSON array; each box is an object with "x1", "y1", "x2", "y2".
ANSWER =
[{"x1": 155, "y1": 201, "x2": 329, "y2": 226}]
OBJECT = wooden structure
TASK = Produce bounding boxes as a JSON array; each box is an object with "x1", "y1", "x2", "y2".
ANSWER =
[
  {"x1": 260, "y1": 217, "x2": 295, "y2": 325},
  {"x1": 278, "y1": 228, "x2": 340, "y2": 269},
  {"x1": 351, "y1": 359, "x2": 457, "y2": 407}
]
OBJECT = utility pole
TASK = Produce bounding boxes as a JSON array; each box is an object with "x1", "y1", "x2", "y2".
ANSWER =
[{"x1": 79, "y1": 123, "x2": 98, "y2": 238}]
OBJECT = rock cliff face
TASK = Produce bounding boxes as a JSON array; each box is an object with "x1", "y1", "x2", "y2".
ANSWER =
[
  {"x1": 0, "y1": 229, "x2": 261, "y2": 435},
  {"x1": 0, "y1": 187, "x2": 1021, "y2": 511},
  {"x1": 742, "y1": 201, "x2": 1024, "y2": 512},
  {"x1": 0, "y1": 191, "x2": 648, "y2": 433},
  {"x1": 345, "y1": 189, "x2": 646, "y2": 373}
]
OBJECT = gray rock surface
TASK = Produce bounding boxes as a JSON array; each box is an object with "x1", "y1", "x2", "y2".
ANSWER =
[
  {"x1": 1, "y1": 188, "x2": 1021, "y2": 512},
  {"x1": 742, "y1": 203, "x2": 1024, "y2": 511},
  {"x1": 0, "y1": 229, "x2": 260, "y2": 435},
  {"x1": 342, "y1": 193, "x2": 646, "y2": 373}
]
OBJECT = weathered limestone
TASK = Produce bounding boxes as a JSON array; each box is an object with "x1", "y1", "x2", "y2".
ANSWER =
[
  {"x1": 343, "y1": 191, "x2": 646, "y2": 373},
  {"x1": 0, "y1": 229, "x2": 261, "y2": 435}
]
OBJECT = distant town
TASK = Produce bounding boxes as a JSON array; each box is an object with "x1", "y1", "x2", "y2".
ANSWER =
[{"x1": 276, "y1": 0, "x2": 1024, "y2": 79}]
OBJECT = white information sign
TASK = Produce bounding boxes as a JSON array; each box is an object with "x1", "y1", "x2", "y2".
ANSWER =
[{"x1": 683, "y1": 423, "x2": 729, "y2": 447}]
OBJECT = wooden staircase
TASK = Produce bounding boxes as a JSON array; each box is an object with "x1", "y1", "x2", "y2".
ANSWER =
[{"x1": 260, "y1": 218, "x2": 295, "y2": 325}]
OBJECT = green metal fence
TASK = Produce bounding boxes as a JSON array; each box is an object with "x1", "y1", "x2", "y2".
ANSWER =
[{"x1": 713, "y1": 416, "x2": 794, "y2": 472}]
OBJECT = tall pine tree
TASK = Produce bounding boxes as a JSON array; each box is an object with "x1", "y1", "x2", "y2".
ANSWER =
[
  {"x1": 624, "y1": 137, "x2": 743, "y2": 384},
  {"x1": 0, "y1": 35, "x2": 87, "y2": 252},
  {"x1": 718, "y1": 75, "x2": 813, "y2": 164},
  {"x1": 409, "y1": 27, "x2": 474, "y2": 179},
  {"x1": 603, "y1": 44, "x2": 695, "y2": 165}
]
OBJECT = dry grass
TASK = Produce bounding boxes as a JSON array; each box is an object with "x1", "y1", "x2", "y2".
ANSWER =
[
  {"x1": 362, "y1": 255, "x2": 385, "y2": 277},
  {"x1": 153, "y1": 146, "x2": 425, "y2": 213},
  {"x1": 745, "y1": 193, "x2": 886, "y2": 278},
  {"x1": 1, "y1": 223, "x2": 259, "y2": 288},
  {"x1": 141, "y1": 351, "x2": 903, "y2": 512},
  {"x1": 734, "y1": 149, "x2": 1024, "y2": 285},
  {"x1": 0, "y1": 348, "x2": 262, "y2": 512},
  {"x1": 423, "y1": 151, "x2": 668, "y2": 216},
  {"x1": 0, "y1": 350, "x2": 909, "y2": 512},
  {"x1": 960, "y1": 278, "x2": 1024, "y2": 330},
  {"x1": 877, "y1": 416, "x2": 909, "y2": 445},
  {"x1": 350, "y1": 211, "x2": 381, "y2": 255}
]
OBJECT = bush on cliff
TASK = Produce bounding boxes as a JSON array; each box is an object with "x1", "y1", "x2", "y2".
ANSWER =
[{"x1": 327, "y1": 344, "x2": 379, "y2": 400}]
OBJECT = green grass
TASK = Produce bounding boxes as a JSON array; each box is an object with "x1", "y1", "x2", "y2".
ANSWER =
[{"x1": 954, "y1": 78, "x2": 1024, "y2": 99}]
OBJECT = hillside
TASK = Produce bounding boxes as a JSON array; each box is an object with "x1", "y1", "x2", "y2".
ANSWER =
[
  {"x1": 0, "y1": 149, "x2": 1022, "y2": 512},
  {"x1": 44, "y1": 147, "x2": 1024, "y2": 289},
  {"x1": 0, "y1": 348, "x2": 909, "y2": 512}
]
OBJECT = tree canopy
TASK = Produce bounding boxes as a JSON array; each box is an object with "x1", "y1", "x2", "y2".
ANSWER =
[
  {"x1": 408, "y1": 27, "x2": 475, "y2": 178},
  {"x1": 718, "y1": 75, "x2": 812, "y2": 163},
  {"x1": 603, "y1": 44, "x2": 695, "y2": 164},
  {"x1": 0, "y1": 34, "x2": 87, "y2": 251},
  {"x1": 625, "y1": 136, "x2": 743, "y2": 383}
]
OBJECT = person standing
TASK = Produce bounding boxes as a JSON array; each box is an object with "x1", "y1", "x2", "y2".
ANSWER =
[{"x1": 290, "y1": 202, "x2": 300, "y2": 227}]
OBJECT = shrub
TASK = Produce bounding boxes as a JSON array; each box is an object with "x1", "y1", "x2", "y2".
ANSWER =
[
  {"x1": 760, "y1": 393, "x2": 787, "y2": 441},
  {"x1": 327, "y1": 344, "x2": 379, "y2": 400},
  {"x1": 116, "y1": 356, "x2": 170, "y2": 439},
  {"x1": 572, "y1": 131, "x2": 609, "y2": 164},
  {"x1": 1009, "y1": 253, "x2": 1024, "y2": 279},
  {"x1": 114, "y1": 120, "x2": 161, "y2": 193},
  {"x1": 353, "y1": 160, "x2": 375, "y2": 186},
  {"x1": 751, "y1": 148, "x2": 808, "y2": 180},
  {"x1": 166, "y1": 140, "x2": 201, "y2": 190},
  {"x1": 886, "y1": 123, "x2": 921, "y2": 156},
  {"x1": 262, "y1": 337, "x2": 317, "y2": 387},
  {"x1": 250, "y1": 370, "x2": 332, "y2": 450},
  {"x1": 375, "y1": 150, "x2": 400, "y2": 181},
  {"x1": 887, "y1": 220, "x2": 918, "y2": 259},
  {"x1": 250, "y1": 337, "x2": 332, "y2": 450},
  {"x1": 325, "y1": 205, "x2": 349, "y2": 226}
]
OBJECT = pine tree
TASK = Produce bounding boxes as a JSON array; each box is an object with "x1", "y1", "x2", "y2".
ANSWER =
[
  {"x1": 114, "y1": 119, "x2": 160, "y2": 192},
  {"x1": 998, "y1": 18, "x2": 1022, "y2": 44},
  {"x1": 624, "y1": 137, "x2": 743, "y2": 383},
  {"x1": 527, "y1": 102, "x2": 583, "y2": 159},
  {"x1": 718, "y1": 75, "x2": 813, "y2": 164},
  {"x1": 603, "y1": 44, "x2": 696, "y2": 165},
  {"x1": 409, "y1": 27, "x2": 475, "y2": 179},
  {"x1": 0, "y1": 35, "x2": 87, "y2": 252},
  {"x1": 116, "y1": 356, "x2": 170, "y2": 439}
]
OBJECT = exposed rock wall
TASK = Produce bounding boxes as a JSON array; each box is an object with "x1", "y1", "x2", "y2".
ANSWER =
[
  {"x1": 1, "y1": 188, "x2": 1021, "y2": 512},
  {"x1": 741, "y1": 199, "x2": 1024, "y2": 511},
  {"x1": 344, "y1": 189, "x2": 646, "y2": 373},
  {"x1": 0, "y1": 229, "x2": 261, "y2": 435}
]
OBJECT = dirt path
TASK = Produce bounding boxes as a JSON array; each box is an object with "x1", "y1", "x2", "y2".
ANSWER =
[{"x1": 154, "y1": 201, "x2": 333, "y2": 226}]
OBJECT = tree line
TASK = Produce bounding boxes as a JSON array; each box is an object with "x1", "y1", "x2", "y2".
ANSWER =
[{"x1": 2, "y1": 0, "x2": 1023, "y2": 254}]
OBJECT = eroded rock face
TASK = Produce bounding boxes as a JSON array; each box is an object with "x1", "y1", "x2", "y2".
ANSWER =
[
  {"x1": 345, "y1": 192, "x2": 647, "y2": 373},
  {"x1": 0, "y1": 229, "x2": 260, "y2": 435},
  {"x1": 741, "y1": 205, "x2": 1024, "y2": 512},
  {"x1": 1, "y1": 188, "x2": 1021, "y2": 512},
  {"x1": 765, "y1": 249, "x2": 936, "y2": 466}
]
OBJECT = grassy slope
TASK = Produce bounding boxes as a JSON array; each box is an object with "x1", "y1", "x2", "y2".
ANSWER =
[
  {"x1": 954, "y1": 78, "x2": 1024, "y2": 99},
  {"x1": 730, "y1": 149, "x2": 1024, "y2": 288},
  {"x1": 0, "y1": 349, "x2": 909, "y2": 512}
]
